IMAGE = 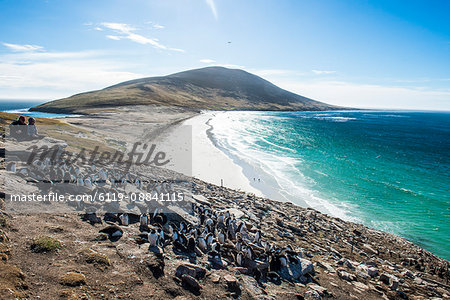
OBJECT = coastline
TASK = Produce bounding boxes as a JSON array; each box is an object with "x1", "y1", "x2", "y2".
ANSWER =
[
  {"x1": 1, "y1": 107, "x2": 450, "y2": 299},
  {"x1": 171, "y1": 111, "x2": 263, "y2": 196}
]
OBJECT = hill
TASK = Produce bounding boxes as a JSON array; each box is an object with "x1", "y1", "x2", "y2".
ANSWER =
[{"x1": 30, "y1": 67, "x2": 341, "y2": 113}]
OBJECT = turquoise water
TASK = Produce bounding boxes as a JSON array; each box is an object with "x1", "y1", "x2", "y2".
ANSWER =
[
  {"x1": 0, "y1": 100, "x2": 73, "y2": 118},
  {"x1": 209, "y1": 111, "x2": 450, "y2": 260}
]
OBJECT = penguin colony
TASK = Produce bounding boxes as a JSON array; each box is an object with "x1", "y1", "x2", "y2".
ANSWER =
[
  {"x1": 6, "y1": 158, "x2": 179, "y2": 212},
  {"x1": 104, "y1": 202, "x2": 305, "y2": 284}
]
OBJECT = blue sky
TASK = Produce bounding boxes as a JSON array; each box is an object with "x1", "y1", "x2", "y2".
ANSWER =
[{"x1": 0, "y1": 0, "x2": 449, "y2": 110}]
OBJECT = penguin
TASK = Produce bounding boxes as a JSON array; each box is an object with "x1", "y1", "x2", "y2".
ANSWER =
[
  {"x1": 205, "y1": 233, "x2": 214, "y2": 248},
  {"x1": 197, "y1": 236, "x2": 207, "y2": 253},
  {"x1": 187, "y1": 236, "x2": 196, "y2": 253},
  {"x1": 205, "y1": 218, "x2": 214, "y2": 227},
  {"x1": 119, "y1": 213, "x2": 129, "y2": 226},
  {"x1": 140, "y1": 214, "x2": 149, "y2": 226},
  {"x1": 180, "y1": 221, "x2": 187, "y2": 233},
  {"x1": 280, "y1": 255, "x2": 288, "y2": 267},
  {"x1": 76, "y1": 177, "x2": 84, "y2": 187},
  {"x1": 217, "y1": 213, "x2": 225, "y2": 225},
  {"x1": 148, "y1": 229, "x2": 159, "y2": 247},
  {"x1": 84, "y1": 177, "x2": 93, "y2": 189},
  {"x1": 254, "y1": 230, "x2": 261, "y2": 244},
  {"x1": 157, "y1": 227, "x2": 165, "y2": 246},
  {"x1": 235, "y1": 251, "x2": 244, "y2": 266},
  {"x1": 218, "y1": 230, "x2": 226, "y2": 244},
  {"x1": 246, "y1": 246, "x2": 256, "y2": 260}
]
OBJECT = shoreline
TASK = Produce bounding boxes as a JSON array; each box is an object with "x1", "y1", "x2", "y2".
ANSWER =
[
  {"x1": 2, "y1": 107, "x2": 450, "y2": 299},
  {"x1": 171, "y1": 111, "x2": 263, "y2": 196},
  {"x1": 2, "y1": 107, "x2": 449, "y2": 260}
]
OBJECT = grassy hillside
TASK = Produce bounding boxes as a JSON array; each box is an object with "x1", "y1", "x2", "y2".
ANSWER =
[{"x1": 30, "y1": 67, "x2": 342, "y2": 113}]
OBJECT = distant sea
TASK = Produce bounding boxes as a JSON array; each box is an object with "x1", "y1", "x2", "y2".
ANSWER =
[
  {"x1": 0, "y1": 100, "x2": 72, "y2": 118},
  {"x1": 209, "y1": 111, "x2": 450, "y2": 260}
]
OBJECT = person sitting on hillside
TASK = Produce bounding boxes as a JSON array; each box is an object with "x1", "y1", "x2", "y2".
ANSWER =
[
  {"x1": 9, "y1": 116, "x2": 27, "y2": 140},
  {"x1": 27, "y1": 117, "x2": 43, "y2": 139}
]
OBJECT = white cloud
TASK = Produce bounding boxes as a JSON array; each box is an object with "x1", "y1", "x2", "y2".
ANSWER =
[
  {"x1": 273, "y1": 79, "x2": 450, "y2": 111},
  {"x1": 0, "y1": 49, "x2": 145, "y2": 99},
  {"x1": 200, "y1": 59, "x2": 216, "y2": 63},
  {"x1": 212, "y1": 63, "x2": 245, "y2": 69},
  {"x1": 3, "y1": 43, "x2": 44, "y2": 52},
  {"x1": 94, "y1": 27, "x2": 104, "y2": 31},
  {"x1": 312, "y1": 70, "x2": 336, "y2": 75},
  {"x1": 153, "y1": 24, "x2": 165, "y2": 29},
  {"x1": 98, "y1": 22, "x2": 183, "y2": 52},
  {"x1": 205, "y1": 0, "x2": 218, "y2": 20},
  {"x1": 106, "y1": 35, "x2": 121, "y2": 41},
  {"x1": 253, "y1": 69, "x2": 306, "y2": 77},
  {"x1": 101, "y1": 22, "x2": 135, "y2": 33}
]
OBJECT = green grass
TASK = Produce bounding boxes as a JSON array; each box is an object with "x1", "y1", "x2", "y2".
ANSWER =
[{"x1": 31, "y1": 236, "x2": 62, "y2": 253}]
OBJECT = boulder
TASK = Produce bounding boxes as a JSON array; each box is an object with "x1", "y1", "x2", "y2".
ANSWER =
[
  {"x1": 308, "y1": 284, "x2": 328, "y2": 296},
  {"x1": 181, "y1": 274, "x2": 200, "y2": 292},
  {"x1": 59, "y1": 272, "x2": 86, "y2": 286},
  {"x1": 368, "y1": 267, "x2": 379, "y2": 277},
  {"x1": 280, "y1": 258, "x2": 314, "y2": 281},
  {"x1": 338, "y1": 270, "x2": 356, "y2": 282},
  {"x1": 210, "y1": 273, "x2": 221, "y2": 283},
  {"x1": 224, "y1": 275, "x2": 240, "y2": 293},
  {"x1": 316, "y1": 261, "x2": 335, "y2": 273},
  {"x1": 175, "y1": 263, "x2": 206, "y2": 279},
  {"x1": 143, "y1": 254, "x2": 165, "y2": 278},
  {"x1": 379, "y1": 273, "x2": 399, "y2": 290}
]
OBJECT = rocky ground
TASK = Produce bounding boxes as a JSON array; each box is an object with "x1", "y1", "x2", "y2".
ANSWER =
[
  {"x1": 1, "y1": 110, "x2": 449, "y2": 300},
  {"x1": 1, "y1": 178, "x2": 449, "y2": 299}
]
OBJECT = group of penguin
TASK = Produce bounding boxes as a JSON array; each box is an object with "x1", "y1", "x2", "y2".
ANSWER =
[
  {"x1": 100, "y1": 202, "x2": 304, "y2": 283},
  {"x1": 7, "y1": 158, "x2": 175, "y2": 206}
]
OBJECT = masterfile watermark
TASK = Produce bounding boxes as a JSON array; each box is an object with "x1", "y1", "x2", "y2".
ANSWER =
[{"x1": 25, "y1": 142, "x2": 170, "y2": 172}]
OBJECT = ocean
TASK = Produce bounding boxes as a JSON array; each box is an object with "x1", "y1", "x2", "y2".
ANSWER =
[
  {"x1": 0, "y1": 100, "x2": 72, "y2": 118},
  {"x1": 209, "y1": 110, "x2": 450, "y2": 260}
]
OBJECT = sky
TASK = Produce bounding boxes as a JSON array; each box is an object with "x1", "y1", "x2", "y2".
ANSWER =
[{"x1": 0, "y1": 0, "x2": 449, "y2": 110}]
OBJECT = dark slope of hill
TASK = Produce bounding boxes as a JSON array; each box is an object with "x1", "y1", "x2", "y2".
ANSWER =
[{"x1": 30, "y1": 67, "x2": 342, "y2": 113}]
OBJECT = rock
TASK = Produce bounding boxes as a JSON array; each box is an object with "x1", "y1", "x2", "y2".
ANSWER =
[
  {"x1": 93, "y1": 233, "x2": 108, "y2": 241},
  {"x1": 379, "y1": 273, "x2": 390, "y2": 284},
  {"x1": 280, "y1": 258, "x2": 314, "y2": 280},
  {"x1": 143, "y1": 254, "x2": 165, "y2": 278},
  {"x1": 362, "y1": 243, "x2": 377, "y2": 255},
  {"x1": 149, "y1": 245, "x2": 163, "y2": 255},
  {"x1": 80, "y1": 249, "x2": 111, "y2": 266},
  {"x1": 305, "y1": 290, "x2": 321, "y2": 299},
  {"x1": 175, "y1": 263, "x2": 206, "y2": 279},
  {"x1": 224, "y1": 275, "x2": 240, "y2": 293},
  {"x1": 235, "y1": 267, "x2": 251, "y2": 275},
  {"x1": 379, "y1": 273, "x2": 399, "y2": 290},
  {"x1": 308, "y1": 284, "x2": 328, "y2": 296},
  {"x1": 401, "y1": 270, "x2": 414, "y2": 279},
  {"x1": 357, "y1": 271, "x2": 369, "y2": 280},
  {"x1": 240, "y1": 275, "x2": 273, "y2": 299},
  {"x1": 316, "y1": 261, "x2": 335, "y2": 273},
  {"x1": 368, "y1": 267, "x2": 379, "y2": 277},
  {"x1": 210, "y1": 273, "x2": 221, "y2": 283},
  {"x1": 0, "y1": 229, "x2": 8, "y2": 243},
  {"x1": 338, "y1": 270, "x2": 356, "y2": 282},
  {"x1": 345, "y1": 260, "x2": 356, "y2": 270},
  {"x1": 59, "y1": 272, "x2": 86, "y2": 286},
  {"x1": 181, "y1": 274, "x2": 200, "y2": 293},
  {"x1": 352, "y1": 281, "x2": 369, "y2": 291}
]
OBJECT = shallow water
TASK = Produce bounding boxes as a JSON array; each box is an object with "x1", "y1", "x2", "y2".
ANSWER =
[{"x1": 209, "y1": 110, "x2": 450, "y2": 260}]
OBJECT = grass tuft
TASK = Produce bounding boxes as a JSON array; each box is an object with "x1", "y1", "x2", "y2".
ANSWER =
[{"x1": 30, "y1": 236, "x2": 62, "y2": 253}]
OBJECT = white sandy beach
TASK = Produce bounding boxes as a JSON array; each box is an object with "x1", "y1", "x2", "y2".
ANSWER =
[{"x1": 174, "y1": 112, "x2": 264, "y2": 196}]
